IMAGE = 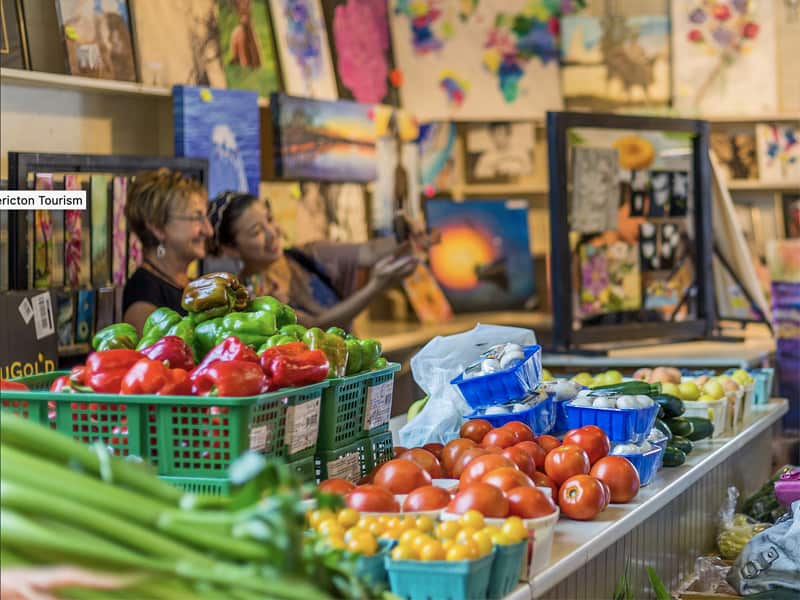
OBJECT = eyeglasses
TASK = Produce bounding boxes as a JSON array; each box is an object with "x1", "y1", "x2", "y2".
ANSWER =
[{"x1": 170, "y1": 213, "x2": 211, "y2": 225}]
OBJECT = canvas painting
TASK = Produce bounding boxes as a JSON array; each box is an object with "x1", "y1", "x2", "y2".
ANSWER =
[
  {"x1": 389, "y1": 0, "x2": 570, "y2": 121},
  {"x1": 111, "y1": 176, "x2": 127, "y2": 285},
  {"x1": 269, "y1": 0, "x2": 337, "y2": 99},
  {"x1": 271, "y1": 93, "x2": 377, "y2": 182},
  {"x1": 571, "y1": 146, "x2": 619, "y2": 234},
  {"x1": 710, "y1": 132, "x2": 759, "y2": 180},
  {"x1": 418, "y1": 122, "x2": 457, "y2": 195},
  {"x1": 90, "y1": 175, "x2": 110, "y2": 288},
  {"x1": 561, "y1": 15, "x2": 670, "y2": 110},
  {"x1": 63, "y1": 175, "x2": 83, "y2": 288},
  {"x1": 130, "y1": 0, "x2": 226, "y2": 87},
  {"x1": 327, "y1": 183, "x2": 368, "y2": 243},
  {"x1": 1, "y1": 0, "x2": 29, "y2": 68},
  {"x1": 672, "y1": 0, "x2": 777, "y2": 115},
  {"x1": 402, "y1": 262, "x2": 453, "y2": 324},
  {"x1": 174, "y1": 86, "x2": 261, "y2": 198},
  {"x1": 323, "y1": 0, "x2": 396, "y2": 104},
  {"x1": 373, "y1": 139, "x2": 420, "y2": 233},
  {"x1": 577, "y1": 233, "x2": 641, "y2": 319},
  {"x1": 217, "y1": 0, "x2": 279, "y2": 96},
  {"x1": 259, "y1": 181, "x2": 301, "y2": 247},
  {"x1": 55, "y1": 0, "x2": 135, "y2": 81},
  {"x1": 425, "y1": 199, "x2": 535, "y2": 312},
  {"x1": 756, "y1": 124, "x2": 800, "y2": 181},
  {"x1": 465, "y1": 122, "x2": 534, "y2": 183},
  {"x1": 33, "y1": 174, "x2": 54, "y2": 288}
]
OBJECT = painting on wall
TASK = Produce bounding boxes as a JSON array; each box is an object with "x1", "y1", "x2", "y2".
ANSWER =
[
  {"x1": 389, "y1": 0, "x2": 578, "y2": 121},
  {"x1": 577, "y1": 233, "x2": 641, "y2": 319},
  {"x1": 417, "y1": 122, "x2": 457, "y2": 196},
  {"x1": 174, "y1": 86, "x2": 261, "y2": 198},
  {"x1": 271, "y1": 93, "x2": 377, "y2": 182},
  {"x1": 465, "y1": 122, "x2": 534, "y2": 183},
  {"x1": 269, "y1": 0, "x2": 337, "y2": 99},
  {"x1": 323, "y1": 0, "x2": 397, "y2": 104},
  {"x1": 570, "y1": 146, "x2": 619, "y2": 234},
  {"x1": 130, "y1": 0, "x2": 226, "y2": 87},
  {"x1": 756, "y1": 124, "x2": 800, "y2": 181},
  {"x1": 710, "y1": 132, "x2": 759, "y2": 180},
  {"x1": 55, "y1": 0, "x2": 136, "y2": 81},
  {"x1": 425, "y1": 199, "x2": 535, "y2": 312},
  {"x1": 671, "y1": 0, "x2": 777, "y2": 115},
  {"x1": 90, "y1": 175, "x2": 110, "y2": 288},
  {"x1": 217, "y1": 0, "x2": 280, "y2": 96},
  {"x1": 260, "y1": 181, "x2": 301, "y2": 247},
  {"x1": 1, "y1": 0, "x2": 29, "y2": 68},
  {"x1": 33, "y1": 174, "x2": 54, "y2": 288},
  {"x1": 561, "y1": 14, "x2": 670, "y2": 110}
]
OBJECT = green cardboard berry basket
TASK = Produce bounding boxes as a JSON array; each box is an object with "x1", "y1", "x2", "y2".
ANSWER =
[
  {"x1": 2, "y1": 371, "x2": 327, "y2": 494},
  {"x1": 365, "y1": 430, "x2": 394, "y2": 473},
  {"x1": 317, "y1": 362, "x2": 400, "y2": 451},
  {"x1": 314, "y1": 436, "x2": 369, "y2": 484}
]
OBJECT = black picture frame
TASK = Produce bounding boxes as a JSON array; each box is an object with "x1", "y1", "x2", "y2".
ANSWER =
[
  {"x1": 546, "y1": 111, "x2": 715, "y2": 351},
  {"x1": 0, "y1": 0, "x2": 29, "y2": 69}
]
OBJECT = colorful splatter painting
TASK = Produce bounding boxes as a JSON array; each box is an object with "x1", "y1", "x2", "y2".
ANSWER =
[
  {"x1": 390, "y1": 0, "x2": 578, "y2": 120},
  {"x1": 64, "y1": 175, "x2": 83, "y2": 288},
  {"x1": 34, "y1": 174, "x2": 54, "y2": 288},
  {"x1": 671, "y1": 0, "x2": 776, "y2": 115},
  {"x1": 577, "y1": 234, "x2": 641, "y2": 319},
  {"x1": 756, "y1": 124, "x2": 800, "y2": 181},
  {"x1": 269, "y1": 0, "x2": 338, "y2": 99},
  {"x1": 111, "y1": 177, "x2": 128, "y2": 285},
  {"x1": 418, "y1": 122, "x2": 458, "y2": 195}
]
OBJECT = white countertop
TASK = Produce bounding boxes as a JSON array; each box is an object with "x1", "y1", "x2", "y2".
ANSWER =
[{"x1": 505, "y1": 399, "x2": 789, "y2": 599}]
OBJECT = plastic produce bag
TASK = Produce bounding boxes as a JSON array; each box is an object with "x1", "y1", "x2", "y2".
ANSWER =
[
  {"x1": 727, "y1": 500, "x2": 800, "y2": 595},
  {"x1": 717, "y1": 487, "x2": 771, "y2": 560},
  {"x1": 399, "y1": 324, "x2": 537, "y2": 448}
]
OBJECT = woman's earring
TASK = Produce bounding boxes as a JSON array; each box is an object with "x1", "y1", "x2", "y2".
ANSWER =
[{"x1": 156, "y1": 243, "x2": 166, "y2": 258}]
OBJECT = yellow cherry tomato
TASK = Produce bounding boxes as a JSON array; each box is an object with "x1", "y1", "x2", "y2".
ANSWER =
[
  {"x1": 326, "y1": 534, "x2": 347, "y2": 550},
  {"x1": 308, "y1": 508, "x2": 335, "y2": 529},
  {"x1": 378, "y1": 514, "x2": 392, "y2": 525},
  {"x1": 446, "y1": 544, "x2": 472, "y2": 561},
  {"x1": 412, "y1": 534, "x2": 435, "y2": 553},
  {"x1": 455, "y1": 527, "x2": 478, "y2": 545},
  {"x1": 344, "y1": 526, "x2": 365, "y2": 542},
  {"x1": 317, "y1": 518, "x2": 344, "y2": 537},
  {"x1": 399, "y1": 516, "x2": 417, "y2": 531},
  {"x1": 366, "y1": 520, "x2": 385, "y2": 536},
  {"x1": 460, "y1": 510, "x2": 485, "y2": 530},
  {"x1": 501, "y1": 517, "x2": 528, "y2": 543},
  {"x1": 385, "y1": 517, "x2": 402, "y2": 531},
  {"x1": 419, "y1": 540, "x2": 446, "y2": 561},
  {"x1": 399, "y1": 528, "x2": 422, "y2": 548},
  {"x1": 337, "y1": 508, "x2": 360, "y2": 529},
  {"x1": 435, "y1": 520, "x2": 461, "y2": 540},
  {"x1": 491, "y1": 531, "x2": 514, "y2": 546},
  {"x1": 415, "y1": 515, "x2": 435, "y2": 533},
  {"x1": 347, "y1": 531, "x2": 378, "y2": 556},
  {"x1": 381, "y1": 527, "x2": 402, "y2": 540},
  {"x1": 392, "y1": 545, "x2": 418, "y2": 561},
  {"x1": 441, "y1": 538, "x2": 456, "y2": 553},
  {"x1": 482, "y1": 525, "x2": 501, "y2": 537},
  {"x1": 358, "y1": 516, "x2": 378, "y2": 529},
  {"x1": 471, "y1": 530, "x2": 493, "y2": 557}
]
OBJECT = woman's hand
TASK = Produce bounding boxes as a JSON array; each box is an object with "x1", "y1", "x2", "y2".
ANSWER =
[
  {"x1": 371, "y1": 254, "x2": 418, "y2": 288},
  {"x1": 1, "y1": 567, "x2": 136, "y2": 600}
]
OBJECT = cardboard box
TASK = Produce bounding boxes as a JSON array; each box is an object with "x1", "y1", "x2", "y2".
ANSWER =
[{"x1": 0, "y1": 290, "x2": 58, "y2": 380}]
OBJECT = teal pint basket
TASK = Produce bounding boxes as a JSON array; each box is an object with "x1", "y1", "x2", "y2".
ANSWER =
[
  {"x1": 357, "y1": 540, "x2": 396, "y2": 587},
  {"x1": 385, "y1": 550, "x2": 495, "y2": 600},
  {"x1": 487, "y1": 541, "x2": 526, "y2": 599}
]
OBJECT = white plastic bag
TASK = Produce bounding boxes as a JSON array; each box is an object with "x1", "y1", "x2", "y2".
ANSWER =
[{"x1": 398, "y1": 324, "x2": 537, "y2": 447}]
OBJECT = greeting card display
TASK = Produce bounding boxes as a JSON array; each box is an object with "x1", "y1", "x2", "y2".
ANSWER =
[{"x1": 756, "y1": 124, "x2": 800, "y2": 182}]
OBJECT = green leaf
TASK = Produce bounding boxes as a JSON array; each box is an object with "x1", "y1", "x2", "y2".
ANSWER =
[{"x1": 647, "y1": 566, "x2": 671, "y2": 600}]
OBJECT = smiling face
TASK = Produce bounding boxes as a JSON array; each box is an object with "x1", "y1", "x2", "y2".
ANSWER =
[
  {"x1": 227, "y1": 200, "x2": 283, "y2": 269},
  {"x1": 153, "y1": 192, "x2": 213, "y2": 262}
]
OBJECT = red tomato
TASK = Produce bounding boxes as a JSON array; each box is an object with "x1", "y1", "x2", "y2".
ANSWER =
[
  {"x1": 448, "y1": 483, "x2": 509, "y2": 518},
  {"x1": 563, "y1": 426, "x2": 610, "y2": 465},
  {"x1": 441, "y1": 438, "x2": 477, "y2": 475},
  {"x1": 460, "y1": 419, "x2": 493, "y2": 444},
  {"x1": 402, "y1": 485, "x2": 451, "y2": 512},
  {"x1": 590, "y1": 456, "x2": 640, "y2": 503},
  {"x1": 507, "y1": 486, "x2": 557, "y2": 518},
  {"x1": 480, "y1": 428, "x2": 517, "y2": 449},
  {"x1": 451, "y1": 448, "x2": 489, "y2": 479},
  {"x1": 423, "y1": 442, "x2": 444, "y2": 460},
  {"x1": 597, "y1": 479, "x2": 611, "y2": 511},
  {"x1": 481, "y1": 466, "x2": 534, "y2": 492},
  {"x1": 502, "y1": 421, "x2": 535, "y2": 443},
  {"x1": 393, "y1": 446, "x2": 408, "y2": 457},
  {"x1": 482, "y1": 446, "x2": 504, "y2": 454},
  {"x1": 501, "y1": 446, "x2": 536, "y2": 476},
  {"x1": 373, "y1": 459, "x2": 432, "y2": 494},
  {"x1": 536, "y1": 435, "x2": 562, "y2": 453},
  {"x1": 400, "y1": 448, "x2": 443, "y2": 479},
  {"x1": 558, "y1": 475, "x2": 606, "y2": 521},
  {"x1": 317, "y1": 478, "x2": 355, "y2": 496},
  {"x1": 346, "y1": 484, "x2": 400, "y2": 513},
  {"x1": 459, "y1": 454, "x2": 516, "y2": 487},
  {"x1": 531, "y1": 470, "x2": 559, "y2": 500},
  {"x1": 514, "y1": 441, "x2": 547, "y2": 470},
  {"x1": 544, "y1": 444, "x2": 591, "y2": 486}
]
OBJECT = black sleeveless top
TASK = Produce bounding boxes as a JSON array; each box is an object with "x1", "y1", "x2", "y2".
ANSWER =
[{"x1": 122, "y1": 268, "x2": 186, "y2": 315}]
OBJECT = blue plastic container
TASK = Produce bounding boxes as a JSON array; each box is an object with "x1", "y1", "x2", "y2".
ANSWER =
[
  {"x1": 357, "y1": 540, "x2": 396, "y2": 586},
  {"x1": 385, "y1": 550, "x2": 495, "y2": 600},
  {"x1": 553, "y1": 397, "x2": 571, "y2": 435},
  {"x1": 614, "y1": 444, "x2": 664, "y2": 486},
  {"x1": 465, "y1": 394, "x2": 554, "y2": 436},
  {"x1": 451, "y1": 345, "x2": 542, "y2": 409},
  {"x1": 487, "y1": 542, "x2": 526, "y2": 599},
  {"x1": 564, "y1": 402, "x2": 659, "y2": 445}
]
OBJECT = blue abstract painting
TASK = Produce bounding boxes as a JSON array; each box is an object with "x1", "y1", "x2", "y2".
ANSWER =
[
  {"x1": 173, "y1": 86, "x2": 261, "y2": 198},
  {"x1": 425, "y1": 199, "x2": 535, "y2": 312}
]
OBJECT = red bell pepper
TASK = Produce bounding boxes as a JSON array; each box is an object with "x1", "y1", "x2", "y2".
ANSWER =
[
  {"x1": 139, "y1": 336, "x2": 195, "y2": 371},
  {"x1": 120, "y1": 358, "x2": 192, "y2": 396},
  {"x1": 259, "y1": 342, "x2": 329, "y2": 389},
  {"x1": 191, "y1": 360, "x2": 268, "y2": 397},
  {"x1": 85, "y1": 349, "x2": 143, "y2": 394},
  {"x1": 50, "y1": 376, "x2": 77, "y2": 393},
  {"x1": 0, "y1": 380, "x2": 29, "y2": 392},
  {"x1": 195, "y1": 336, "x2": 258, "y2": 372},
  {"x1": 69, "y1": 365, "x2": 87, "y2": 386}
]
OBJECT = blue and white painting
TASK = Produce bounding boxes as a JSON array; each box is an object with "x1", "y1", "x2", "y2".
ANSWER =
[{"x1": 173, "y1": 86, "x2": 261, "y2": 197}]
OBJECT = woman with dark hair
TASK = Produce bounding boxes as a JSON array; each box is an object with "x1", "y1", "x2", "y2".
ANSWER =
[{"x1": 207, "y1": 191, "x2": 418, "y2": 329}]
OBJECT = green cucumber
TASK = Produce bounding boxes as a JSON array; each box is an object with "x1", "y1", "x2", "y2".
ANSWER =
[
  {"x1": 590, "y1": 381, "x2": 661, "y2": 396},
  {"x1": 684, "y1": 417, "x2": 714, "y2": 441},
  {"x1": 653, "y1": 419, "x2": 673, "y2": 442},
  {"x1": 670, "y1": 435, "x2": 693, "y2": 455},
  {"x1": 662, "y1": 445, "x2": 686, "y2": 467},
  {"x1": 653, "y1": 394, "x2": 685, "y2": 419},
  {"x1": 664, "y1": 417, "x2": 694, "y2": 438}
]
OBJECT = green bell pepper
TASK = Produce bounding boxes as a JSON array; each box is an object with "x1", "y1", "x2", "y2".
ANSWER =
[
  {"x1": 344, "y1": 338, "x2": 363, "y2": 375},
  {"x1": 326, "y1": 327, "x2": 347, "y2": 339},
  {"x1": 256, "y1": 334, "x2": 297, "y2": 355},
  {"x1": 279, "y1": 305, "x2": 298, "y2": 328},
  {"x1": 136, "y1": 307, "x2": 182, "y2": 350},
  {"x1": 92, "y1": 323, "x2": 139, "y2": 351},
  {"x1": 372, "y1": 357, "x2": 388, "y2": 370},
  {"x1": 247, "y1": 295, "x2": 297, "y2": 328},
  {"x1": 279, "y1": 324, "x2": 307, "y2": 340},
  {"x1": 303, "y1": 327, "x2": 348, "y2": 378},
  {"x1": 359, "y1": 338, "x2": 382, "y2": 371},
  {"x1": 218, "y1": 310, "x2": 277, "y2": 349},
  {"x1": 164, "y1": 316, "x2": 198, "y2": 360},
  {"x1": 194, "y1": 317, "x2": 224, "y2": 359},
  {"x1": 181, "y1": 272, "x2": 250, "y2": 323}
]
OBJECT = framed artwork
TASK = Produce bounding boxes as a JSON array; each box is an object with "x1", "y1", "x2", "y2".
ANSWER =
[
  {"x1": 561, "y1": 15, "x2": 670, "y2": 110},
  {"x1": 33, "y1": 174, "x2": 54, "y2": 288},
  {"x1": 217, "y1": 0, "x2": 280, "y2": 96},
  {"x1": 63, "y1": 174, "x2": 83, "y2": 288},
  {"x1": 577, "y1": 235, "x2": 641, "y2": 319},
  {"x1": 402, "y1": 263, "x2": 453, "y2": 324},
  {"x1": 130, "y1": 0, "x2": 226, "y2": 87},
  {"x1": 389, "y1": 0, "x2": 572, "y2": 121},
  {"x1": 783, "y1": 194, "x2": 800, "y2": 238},
  {"x1": 259, "y1": 181, "x2": 301, "y2": 247},
  {"x1": 271, "y1": 93, "x2": 377, "y2": 182},
  {"x1": 465, "y1": 122, "x2": 534, "y2": 183},
  {"x1": 55, "y1": 0, "x2": 136, "y2": 81},
  {"x1": 571, "y1": 146, "x2": 619, "y2": 234},
  {"x1": 174, "y1": 86, "x2": 261, "y2": 198},
  {"x1": 269, "y1": 0, "x2": 337, "y2": 99},
  {"x1": 1, "y1": 0, "x2": 29, "y2": 68},
  {"x1": 323, "y1": 0, "x2": 396, "y2": 105},
  {"x1": 89, "y1": 175, "x2": 110, "y2": 288},
  {"x1": 710, "y1": 132, "x2": 759, "y2": 180},
  {"x1": 19, "y1": 0, "x2": 66, "y2": 73},
  {"x1": 418, "y1": 122, "x2": 457, "y2": 195},
  {"x1": 672, "y1": 0, "x2": 777, "y2": 115},
  {"x1": 425, "y1": 199, "x2": 535, "y2": 313},
  {"x1": 755, "y1": 124, "x2": 800, "y2": 181},
  {"x1": 111, "y1": 176, "x2": 127, "y2": 285}
]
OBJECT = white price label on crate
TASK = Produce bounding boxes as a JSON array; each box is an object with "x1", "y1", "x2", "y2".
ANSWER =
[
  {"x1": 249, "y1": 424, "x2": 273, "y2": 452},
  {"x1": 363, "y1": 380, "x2": 393, "y2": 431},
  {"x1": 284, "y1": 396, "x2": 320, "y2": 455},
  {"x1": 32, "y1": 292, "x2": 55, "y2": 340},
  {"x1": 326, "y1": 451, "x2": 362, "y2": 483}
]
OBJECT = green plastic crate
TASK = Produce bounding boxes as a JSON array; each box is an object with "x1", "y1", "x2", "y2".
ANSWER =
[
  {"x1": 365, "y1": 430, "x2": 394, "y2": 472},
  {"x1": 288, "y1": 455, "x2": 316, "y2": 484},
  {"x1": 2, "y1": 370, "x2": 327, "y2": 485},
  {"x1": 317, "y1": 363, "x2": 400, "y2": 450},
  {"x1": 314, "y1": 437, "x2": 368, "y2": 483}
]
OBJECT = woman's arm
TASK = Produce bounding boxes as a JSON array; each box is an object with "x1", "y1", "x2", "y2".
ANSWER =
[
  {"x1": 123, "y1": 301, "x2": 158, "y2": 336},
  {"x1": 356, "y1": 237, "x2": 399, "y2": 267}
]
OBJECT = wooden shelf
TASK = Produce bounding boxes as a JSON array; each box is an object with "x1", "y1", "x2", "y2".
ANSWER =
[
  {"x1": 726, "y1": 179, "x2": 800, "y2": 191},
  {"x1": 705, "y1": 113, "x2": 800, "y2": 123},
  {"x1": 0, "y1": 67, "x2": 270, "y2": 106}
]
